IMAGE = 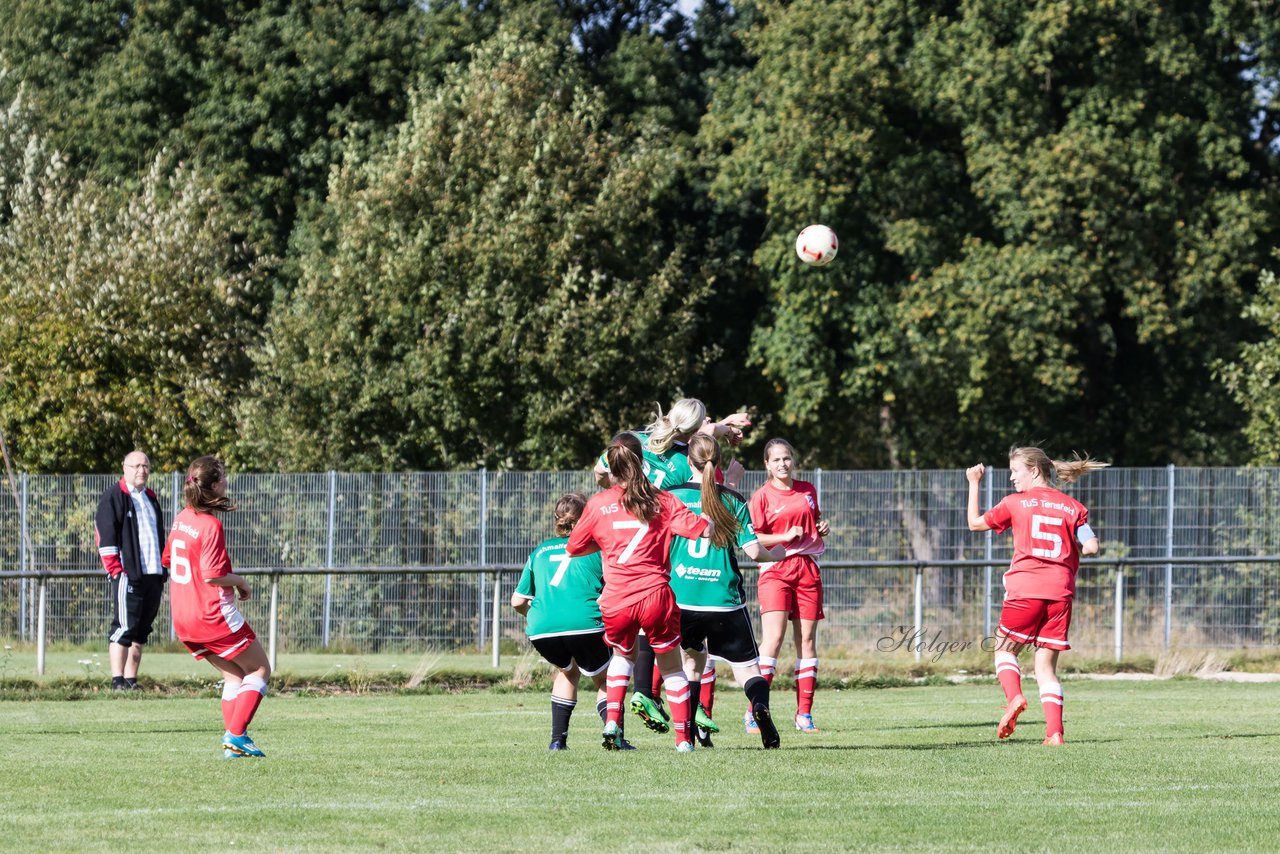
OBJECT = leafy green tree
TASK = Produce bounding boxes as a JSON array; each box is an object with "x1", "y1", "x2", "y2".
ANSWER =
[
  {"x1": 0, "y1": 86, "x2": 266, "y2": 472},
  {"x1": 0, "y1": 0, "x2": 434, "y2": 256},
  {"x1": 1221, "y1": 267, "x2": 1280, "y2": 464},
  {"x1": 239, "y1": 12, "x2": 709, "y2": 470},
  {"x1": 705, "y1": 0, "x2": 1278, "y2": 467}
]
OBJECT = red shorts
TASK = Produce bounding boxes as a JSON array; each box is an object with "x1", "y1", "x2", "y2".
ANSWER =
[
  {"x1": 997, "y1": 598, "x2": 1072, "y2": 650},
  {"x1": 601, "y1": 586, "x2": 682, "y2": 655},
  {"x1": 183, "y1": 623, "x2": 257, "y2": 661},
  {"x1": 757, "y1": 555, "x2": 824, "y2": 621}
]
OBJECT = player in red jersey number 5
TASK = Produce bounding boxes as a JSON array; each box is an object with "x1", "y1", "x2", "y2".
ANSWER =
[
  {"x1": 567, "y1": 434, "x2": 715, "y2": 752},
  {"x1": 162, "y1": 456, "x2": 272, "y2": 759},
  {"x1": 966, "y1": 447, "x2": 1108, "y2": 746}
]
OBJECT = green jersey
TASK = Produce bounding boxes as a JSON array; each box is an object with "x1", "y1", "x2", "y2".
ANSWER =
[
  {"x1": 597, "y1": 430, "x2": 692, "y2": 489},
  {"x1": 514, "y1": 537, "x2": 605, "y2": 639},
  {"x1": 667, "y1": 482, "x2": 757, "y2": 611}
]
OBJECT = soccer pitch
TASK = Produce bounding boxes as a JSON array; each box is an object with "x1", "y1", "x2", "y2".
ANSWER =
[{"x1": 2, "y1": 680, "x2": 1277, "y2": 852}]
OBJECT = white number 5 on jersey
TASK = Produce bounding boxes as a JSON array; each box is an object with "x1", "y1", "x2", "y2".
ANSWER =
[{"x1": 1030, "y1": 515, "x2": 1064, "y2": 559}]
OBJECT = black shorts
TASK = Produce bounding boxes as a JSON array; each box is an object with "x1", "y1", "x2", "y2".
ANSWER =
[
  {"x1": 108, "y1": 575, "x2": 166, "y2": 646},
  {"x1": 530, "y1": 631, "x2": 611, "y2": 676},
  {"x1": 679, "y1": 607, "x2": 759, "y2": 666}
]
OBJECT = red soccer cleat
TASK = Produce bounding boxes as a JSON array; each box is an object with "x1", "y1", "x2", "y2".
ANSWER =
[
  {"x1": 1042, "y1": 732, "x2": 1065, "y2": 746},
  {"x1": 996, "y1": 694, "x2": 1028, "y2": 740}
]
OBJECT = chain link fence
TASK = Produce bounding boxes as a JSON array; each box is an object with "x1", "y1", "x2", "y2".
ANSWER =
[{"x1": 3, "y1": 467, "x2": 1279, "y2": 664}]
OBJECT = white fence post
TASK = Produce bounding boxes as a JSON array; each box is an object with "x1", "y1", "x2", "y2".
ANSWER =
[
  {"x1": 323, "y1": 470, "x2": 336, "y2": 648},
  {"x1": 1165, "y1": 464, "x2": 1175, "y2": 650},
  {"x1": 268, "y1": 573, "x2": 279, "y2": 672},
  {"x1": 913, "y1": 564, "x2": 924, "y2": 663},
  {"x1": 19, "y1": 472, "x2": 28, "y2": 641},
  {"x1": 491, "y1": 572, "x2": 502, "y2": 668},
  {"x1": 1114, "y1": 563, "x2": 1125, "y2": 663},
  {"x1": 36, "y1": 575, "x2": 47, "y2": 676},
  {"x1": 478, "y1": 467, "x2": 488, "y2": 651}
]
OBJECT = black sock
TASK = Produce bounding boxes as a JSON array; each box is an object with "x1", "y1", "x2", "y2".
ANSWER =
[
  {"x1": 743, "y1": 676, "x2": 770, "y2": 710},
  {"x1": 634, "y1": 639, "x2": 657, "y2": 699},
  {"x1": 125, "y1": 678, "x2": 138, "y2": 688},
  {"x1": 111, "y1": 676, "x2": 127, "y2": 689},
  {"x1": 551, "y1": 696, "x2": 575, "y2": 744}
]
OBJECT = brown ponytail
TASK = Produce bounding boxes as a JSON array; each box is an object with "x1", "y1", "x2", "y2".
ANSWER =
[
  {"x1": 184, "y1": 455, "x2": 236, "y2": 513},
  {"x1": 553, "y1": 492, "x2": 587, "y2": 537},
  {"x1": 688, "y1": 434, "x2": 737, "y2": 550},
  {"x1": 606, "y1": 437, "x2": 660, "y2": 523},
  {"x1": 1009, "y1": 446, "x2": 1110, "y2": 485}
]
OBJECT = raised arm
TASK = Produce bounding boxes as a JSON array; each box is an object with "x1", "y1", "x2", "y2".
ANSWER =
[{"x1": 966, "y1": 464, "x2": 990, "y2": 532}]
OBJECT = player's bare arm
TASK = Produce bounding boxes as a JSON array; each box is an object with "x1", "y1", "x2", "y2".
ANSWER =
[
  {"x1": 207, "y1": 573, "x2": 251, "y2": 600},
  {"x1": 966, "y1": 464, "x2": 990, "y2": 531}
]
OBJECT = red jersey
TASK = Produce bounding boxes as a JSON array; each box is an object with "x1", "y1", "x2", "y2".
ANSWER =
[
  {"x1": 566, "y1": 486, "x2": 709, "y2": 609},
  {"x1": 749, "y1": 480, "x2": 825, "y2": 558},
  {"x1": 162, "y1": 508, "x2": 247, "y2": 643},
  {"x1": 984, "y1": 486, "x2": 1091, "y2": 601}
]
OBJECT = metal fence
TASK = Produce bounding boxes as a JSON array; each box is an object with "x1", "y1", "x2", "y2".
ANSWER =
[{"x1": 3, "y1": 467, "x2": 1279, "y2": 667}]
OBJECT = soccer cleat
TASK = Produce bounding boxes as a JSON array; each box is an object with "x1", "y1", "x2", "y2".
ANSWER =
[
  {"x1": 629, "y1": 691, "x2": 671, "y2": 734},
  {"x1": 675, "y1": 740, "x2": 696, "y2": 753},
  {"x1": 753, "y1": 703, "x2": 781, "y2": 749},
  {"x1": 549, "y1": 740, "x2": 567, "y2": 751},
  {"x1": 601, "y1": 720, "x2": 622, "y2": 751},
  {"x1": 744, "y1": 710, "x2": 761, "y2": 735},
  {"x1": 222, "y1": 748, "x2": 242, "y2": 759},
  {"x1": 694, "y1": 703, "x2": 720, "y2": 734},
  {"x1": 695, "y1": 727, "x2": 714, "y2": 748},
  {"x1": 222, "y1": 731, "x2": 266, "y2": 758},
  {"x1": 1042, "y1": 732, "x2": 1065, "y2": 746},
  {"x1": 617, "y1": 737, "x2": 638, "y2": 751},
  {"x1": 794, "y1": 713, "x2": 820, "y2": 733},
  {"x1": 996, "y1": 694, "x2": 1028, "y2": 740}
]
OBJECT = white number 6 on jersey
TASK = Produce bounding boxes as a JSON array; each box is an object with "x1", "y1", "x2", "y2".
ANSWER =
[{"x1": 169, "y1": 538, "x2": 192, "y2": 584}]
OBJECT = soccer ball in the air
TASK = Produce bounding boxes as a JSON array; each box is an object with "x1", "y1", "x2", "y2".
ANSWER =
[{"x1": 795, "y1": 224, "x2": 838, "y2": 266}]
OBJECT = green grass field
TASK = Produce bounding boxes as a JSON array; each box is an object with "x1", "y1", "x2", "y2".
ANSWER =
[{"x1": 2, "y1": 679, "x2": 1278, "y2": 852}]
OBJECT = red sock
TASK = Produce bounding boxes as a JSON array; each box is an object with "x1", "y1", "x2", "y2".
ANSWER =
[
  {"x1": 699, "y1": 661, "x2": 717, "y2": 715},
  {"x1": 221, "y1": 677, "x2": 240, "y2": 730},
  {"x1": 662, "y1": 671, "x2": 692, "y2": 745},
  {"x1": 605, "y1": 658, "x2": 633, "y2": 726},
  {"x1": 994, "y1": 652, "x2": 1023, "y2": 702},
  {"x1": 796, "y1": 658, "x2": 818, "y2": 716},
  {"x1": 228, "y1": 675, "x2": 267, "y2": 736},
  {"x1": 651, "y1": 664, "x2": 662, "y2": 698},
  {"x1": 1040, "y1": 681, "x2": 1064, "y2": 737}
]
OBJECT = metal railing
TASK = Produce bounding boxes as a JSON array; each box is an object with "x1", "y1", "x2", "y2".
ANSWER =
[
  {"x1": 3, "y1": 554, "x2": 1277, "y2": 675},
  {"x1": 3, "y1": 466, "x2": 1280, "y2": 674}
]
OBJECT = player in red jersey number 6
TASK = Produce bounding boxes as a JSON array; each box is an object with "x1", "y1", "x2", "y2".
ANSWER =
[
  {"x1": 966, "y1": 447, "x2": 1108, "y2": 746},
  {"x1": 568, "y1": 435, "x2": 715, "y2": 752},
  {"x1": 162, "y1": 456, "x2": 272, "y2": 759}
]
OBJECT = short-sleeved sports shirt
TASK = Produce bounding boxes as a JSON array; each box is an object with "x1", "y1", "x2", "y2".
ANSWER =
[
  {"x1": 514, "y1": 536, "x2": 605, "y2": 639},
  {"x1": 749, "y1": 480, "x2": 825, "y2": 558},
  {"x1": 162, "y1": 508, "x2": 246, "y2": 643},
  {"x1": 566, "y1": 485, "x2": 708, "y2": 610},
  {"x1": 984, "y1": 486, "x2": 1092, "y2": 600},
  {"x1": 597, "y1": 430, "x2": 692, "y2": 489},
  {"x1": 666, "y1": 482, "x2": 758, "y2": 611}
]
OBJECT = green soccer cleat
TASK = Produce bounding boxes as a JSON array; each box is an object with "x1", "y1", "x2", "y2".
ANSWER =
[
  {"x1": 601, "y1": 720, "x2": 623, "y2": 751},
  {"x1": 629, "y1": 691, "x2": 671, "y2": 734},
  {"x1": 694, "y1": 703, "x2": 720, "y2": 734}
]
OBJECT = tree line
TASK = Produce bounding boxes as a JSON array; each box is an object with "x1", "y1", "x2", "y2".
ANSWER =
[{"x1": 1, "y1": 0, "x2": 1277, "y2": 473}]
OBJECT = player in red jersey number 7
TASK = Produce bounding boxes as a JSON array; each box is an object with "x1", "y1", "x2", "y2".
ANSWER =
[
  {"x1": 567, "y1": 435, "x2": 716, "y2": 752},
  {"x1": 966, "y1": 447, "x2": 1108, "y2": 746},
  {"x1": 162, "y1": 456, "x2": 272, "y2": 758}
]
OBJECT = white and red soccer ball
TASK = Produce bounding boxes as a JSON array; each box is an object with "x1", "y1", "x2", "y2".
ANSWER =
[{"x1": 795, "y1": 224, "x2": 838, "y2": 266}]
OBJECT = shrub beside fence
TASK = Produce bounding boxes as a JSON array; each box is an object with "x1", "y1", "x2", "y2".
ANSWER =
[{"x1": 3, "y1": 467, "x2": 1279, "y2": 674}]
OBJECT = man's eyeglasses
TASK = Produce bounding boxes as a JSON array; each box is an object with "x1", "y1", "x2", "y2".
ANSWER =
[{"x1": 125, "y1": 464, "x2": 151, "y2": 470}]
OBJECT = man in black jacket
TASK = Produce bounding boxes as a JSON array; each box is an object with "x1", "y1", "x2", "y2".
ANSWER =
[{"x1": 95, "y1": 451, "x2": 167, "y2": 690}]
